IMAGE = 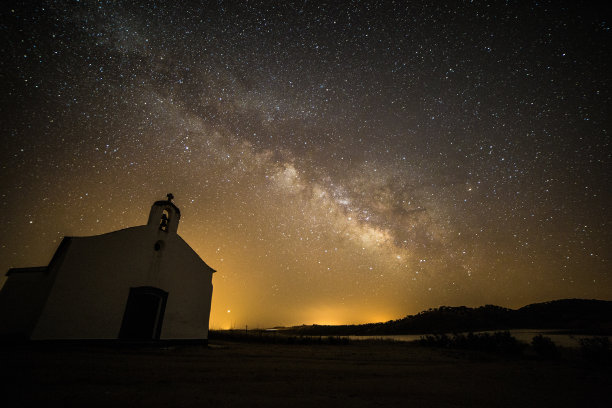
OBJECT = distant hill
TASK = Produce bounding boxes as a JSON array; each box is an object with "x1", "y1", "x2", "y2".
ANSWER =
[{"x1": 283, "y1": 299, "x2": 612, "y2": 336}]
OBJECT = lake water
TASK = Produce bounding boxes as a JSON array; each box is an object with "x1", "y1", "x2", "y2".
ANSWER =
[{"x1": 348, "y1": 330, "x2": 611, "y2": 348}]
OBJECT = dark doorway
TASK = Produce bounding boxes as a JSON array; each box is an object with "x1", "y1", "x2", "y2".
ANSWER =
[{"x1": 118, "y1": 287, "x2": 168, "y2": 340}]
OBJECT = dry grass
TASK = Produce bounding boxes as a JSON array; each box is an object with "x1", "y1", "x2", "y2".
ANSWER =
[{"x1": 1, "y1": 340, "x2": 611, "y2": 407}]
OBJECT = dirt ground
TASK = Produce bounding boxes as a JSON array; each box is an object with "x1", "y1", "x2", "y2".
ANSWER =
[{"x1": 1, "y1": 340, "x2": 611, "y2": 407}]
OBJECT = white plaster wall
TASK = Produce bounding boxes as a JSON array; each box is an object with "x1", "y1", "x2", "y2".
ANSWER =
[
  {"x1": 158, "y1": 235, "x2": 213, "y2": 339},
  {"x1": 32, "y1": 225, "x2": 214, "y2": 340}
]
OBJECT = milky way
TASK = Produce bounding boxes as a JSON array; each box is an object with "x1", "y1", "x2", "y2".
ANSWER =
[{"x1": 1, "y1": 1, "x2": 610, "y2": 327}]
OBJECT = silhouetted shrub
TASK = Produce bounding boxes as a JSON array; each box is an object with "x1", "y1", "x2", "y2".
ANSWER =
[
  {"x1": 417, "y1": 331, "x2": 524, "y2": 355},
  {"x1": 325, "y1": 336, "x2": 350, "y2": 345},
  {"x1": 208, "y1": 330, "x2": 351, "y2": 345},
  {"x1": 579, "y1": 337, "x2": 611, "y2": 364},
  {"x1": 531, "y1": 335, "x2": 559, "y2": 359},
  {"x1": 418, "y1": 334, "x2": 451, "y2": 348}
]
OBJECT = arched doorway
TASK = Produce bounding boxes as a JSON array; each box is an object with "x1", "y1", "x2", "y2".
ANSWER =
[{"x1": 118, "y1": 287, "x2": 168, "y2": 340}]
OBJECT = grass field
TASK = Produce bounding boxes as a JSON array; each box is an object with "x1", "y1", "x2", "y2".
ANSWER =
[{"x1": 1, "y1": 339, "x2": 611, "y2": 407}]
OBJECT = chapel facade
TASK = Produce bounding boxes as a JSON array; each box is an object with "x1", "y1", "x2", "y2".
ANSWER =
[{"x1": 0, "y1": 194, "x2": 215, "y2": 341}]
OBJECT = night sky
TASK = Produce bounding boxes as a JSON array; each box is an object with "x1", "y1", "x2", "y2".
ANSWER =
[{"x1": 1, "y1": 0, "x2": 610, "y2": 328}]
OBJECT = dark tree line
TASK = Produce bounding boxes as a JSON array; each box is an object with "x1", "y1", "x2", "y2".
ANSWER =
[{"x1": 284, "y1": 299, "x2": 612, "y2": 336}]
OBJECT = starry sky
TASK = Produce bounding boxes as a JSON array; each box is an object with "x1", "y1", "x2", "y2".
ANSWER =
[{"x1": 1, "y1": 0, "x2": 610, "y2": 328}]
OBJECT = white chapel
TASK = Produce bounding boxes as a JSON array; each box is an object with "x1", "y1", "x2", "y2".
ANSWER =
[{"x1": 0, "y1": 194, "x2": 215, "y2": 341}]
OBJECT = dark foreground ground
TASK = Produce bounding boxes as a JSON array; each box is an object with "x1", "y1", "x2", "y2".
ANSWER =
[{"x1": 1, "y1": 340, "x2": 611, "y2": 407}]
